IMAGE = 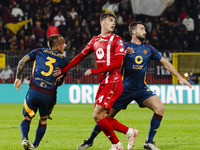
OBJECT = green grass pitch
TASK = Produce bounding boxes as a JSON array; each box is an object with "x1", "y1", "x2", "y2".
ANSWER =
[{"x1": 0, "y1": 103, "x2": 199, "y2": 150}]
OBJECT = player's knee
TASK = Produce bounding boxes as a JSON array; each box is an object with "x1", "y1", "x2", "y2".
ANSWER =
[
  {"x1": 154, "y1": 105, "x2": 165, "y2": 115},
  {"x1": 93, "y1": 113, "x2": 98, "y2": 122},
  {"x1": 24, "y1": 115, "x2": 32, "y2": 121},
  {"x1": 39, "y1": 117, "x2": 47, "y2": 124},
  {"x1": 93, "y1": 113, "x2": 102, "y2": 122}
]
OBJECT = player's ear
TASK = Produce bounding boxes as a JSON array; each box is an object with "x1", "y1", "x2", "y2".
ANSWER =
[{"x1": 132, "y1": 30, "x2": 135, "y2": 35}]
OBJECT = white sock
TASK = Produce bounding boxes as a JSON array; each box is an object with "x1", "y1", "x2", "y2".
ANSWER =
[
  {"x1": 126, "y1": 128, "x2": 133, "y2": 137},
  {"x1": 112, "y1": 142, "x2": 122, "y2": 147}
]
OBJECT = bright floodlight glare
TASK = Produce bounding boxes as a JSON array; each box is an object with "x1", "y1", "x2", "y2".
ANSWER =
[{"x1": 184, "y1": 73, "x2": 189, "y2": 78}]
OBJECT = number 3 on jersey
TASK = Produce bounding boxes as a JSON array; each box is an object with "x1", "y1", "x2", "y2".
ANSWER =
[{"x1": 41, "y1": 57, "x2": 56, "y2": 76}]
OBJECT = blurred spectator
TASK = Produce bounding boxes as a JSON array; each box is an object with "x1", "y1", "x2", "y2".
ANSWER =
[
  {"x1": 191, "y1": 35, "x2": 200, "y2": 51},
  {"x1": 182, "y1": 40, "x2": 189, "y2": 51},
  {"x1": 47, "y1": 21, "x2": 59, "y2": 38},
  {"x1": 0, "y1": 65, "x2": 14, "y2": 83},
  {"x1": 116, "y1": 13, "x2": 124, "y2": 26},
  {"x1": 187, "y1": 72, "x2": 199, "y2": 84},
  {"x1": 32, "y1": 21, "x2": 45, "y2": 46},
  {"x1": 179, "y1": 7, "x2": 187, "y2": 20},
  {"x1": 170, "y1": 38, "x2": 182, "y2": 52},
  {"x1": 70, "y1": 7, "x2": 78, "y2": 20},
  {"x1": 182, "y1": 14, "x2": 195, "y2": 31},
  {"x1": 53, "y1": 11, "x2": 65, "y2": 27},
  {"x1": 58, "y1": 21, "x2": 66, "y2": 38},
  {"x1": 24, "y1": 35, "x2": 36, "y2": 51},
  {"x1": 72, "y1": 64, "x2": 82, "y2": 84},
  {"x1": 0, "y1": 36, "x2": 8, "y2": 50},
  {"x1": 65, "y1": 11, "x2": 74, "y2": 29},
  {"x1": 9, "y1": 35, "x2": 18, "y2": 53},
  {"x1": 144, "y1": 18, "x2": 152, "y2": 34},
  {"x1": 11, "y1": 2, "x2": 24, "y2": 20},
  {"x1": 23, "y1": 75, "x2": 30, "y2": 84},
  {"x1": 19, "y1": 39, "x2": 25, "y2": 54}
]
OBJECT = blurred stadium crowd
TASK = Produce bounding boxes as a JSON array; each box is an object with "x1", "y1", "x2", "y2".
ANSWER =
[{"x1": 0, "y1": 0, "x2": 200, "y2": 83}]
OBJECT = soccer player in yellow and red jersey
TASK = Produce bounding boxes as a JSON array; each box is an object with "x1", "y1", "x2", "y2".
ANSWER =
[{"x1": 53, "y1": 12, "x2": 138, "y2": 150}]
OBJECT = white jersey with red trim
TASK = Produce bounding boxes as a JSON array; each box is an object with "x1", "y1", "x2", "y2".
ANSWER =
[{"x1": 82, "y1": 33, "x2": 125, "y2": 84}]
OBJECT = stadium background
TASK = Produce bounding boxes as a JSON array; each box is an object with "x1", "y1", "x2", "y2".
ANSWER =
[{"x1": 0, "y1": 0, "x2": 200, "y2": 103}]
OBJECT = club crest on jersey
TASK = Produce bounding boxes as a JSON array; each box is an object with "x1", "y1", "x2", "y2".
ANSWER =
[
  {"x1": 96, "y1": 48, "x2": 104, "y2": 59},
  {"x1": 117, "y1": 40, "x2": 123, "y2": 43},
  {"x1": 99, "y1": 38, "x2": 108, "y2": 42},
  {"x1": 143, "y1": 49, "x2": 147, "y2": 54}
]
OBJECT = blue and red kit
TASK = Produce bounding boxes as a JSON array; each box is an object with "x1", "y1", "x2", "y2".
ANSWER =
[{"x1": 23, "y1": 48, "x2": 68, "y2": 118}]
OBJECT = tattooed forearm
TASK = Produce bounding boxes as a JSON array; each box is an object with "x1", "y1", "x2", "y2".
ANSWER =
[
  {"x1": 16, "y1": 55, "x2": 30, "y2": 79},
  {"x1": 16, "y1": 61, "x2": 26, "y2": 79}
]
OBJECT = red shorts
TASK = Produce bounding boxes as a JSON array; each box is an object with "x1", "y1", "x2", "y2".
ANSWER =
[{"x1": 95, "y1": 82, "x2": 123, "y2": 111}]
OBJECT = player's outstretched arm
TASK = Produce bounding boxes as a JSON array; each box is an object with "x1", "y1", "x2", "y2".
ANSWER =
[
  {"x1": 160, "y1": 57, "x2": 192, "y2": 88},
  {"x1": 14, "y1": 54, "x2": 31, "y2": 90},
  {"x1": 53, "y1": 52, "x2": 87, "y2": 77}
]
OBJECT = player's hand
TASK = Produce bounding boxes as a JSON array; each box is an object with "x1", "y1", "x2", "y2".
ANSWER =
[
  {"x1": 14, "y1": 78, "x2": 22, "y2": 91},
  {"x1": 53, "y1": 67, "x2": 61, "y2": 77},
  {"x1": 84, "y1": 69, "x2": 92, "y2": 76},
  {"x1": 126, "y1": 47, "x2": 133, "y2": 55},
  {"x1": 179, "y1": 77, "x2": 192, "y2": 88}
]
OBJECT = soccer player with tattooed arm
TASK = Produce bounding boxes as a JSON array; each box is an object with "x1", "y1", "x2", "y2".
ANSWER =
[
  {"x1": 53, "y1": 12, "x2": 138, "y2": 150},
  {"x1": 14, "y1": 34, "x2": 68, "y2": 150}
]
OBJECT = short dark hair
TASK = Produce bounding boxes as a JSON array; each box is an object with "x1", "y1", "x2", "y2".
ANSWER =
[
  {"x1": 47, "y1": 34, "x2": 62, "y2": 49},
  {"x1": 129, "y1": 21, "x2": 145, "y2": 35},
  {"x1": 100, "y1": 12, "x2": 117, "y2": 22}
]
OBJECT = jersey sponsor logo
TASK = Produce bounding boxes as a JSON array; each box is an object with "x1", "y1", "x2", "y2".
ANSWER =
[
  {"x1": 135, "y1": 55, "x2": 143, "y2": 64},
  {"x1": 96, "y1": 48, "x2": 104, "y2": 59},
  {"x1": 99, "y1": 37, "x2": 108, "y2": 42},
  {"x1": 143, "y1": 49, "x2": 147, "y2": 54},
  {"x1": 132, "y1": 65, "x2": 143, "y2": 69}
]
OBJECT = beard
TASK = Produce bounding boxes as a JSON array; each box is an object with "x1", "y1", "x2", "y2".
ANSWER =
[{"x1": 136, "y1": 35, "x2": 145, "y2": 42}]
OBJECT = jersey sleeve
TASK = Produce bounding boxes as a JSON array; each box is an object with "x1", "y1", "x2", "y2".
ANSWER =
[
  {"x1": 148, "y1": 45, "x2": 162, "y2": 61},
  {"x1": 124, "y1": 41, "x2": 131, "y2": 50},
  {"x1": 114, "y1": 36, "x2": 125, "y2": 55},
  {"x1": 82, "y1": 37, "x2": 95, "y2": 55},
  {"x1": 27, "y1": 48, "x2": 40, "y2": 61}
]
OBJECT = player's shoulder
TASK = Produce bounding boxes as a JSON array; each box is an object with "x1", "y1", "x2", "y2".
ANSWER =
[
  {"x1": 142, "y1": 43, "x2": 156, "y2": 50},
  {"x1": 113, "y1": 34, "x2": 123, "y2": 40},
  {"x1": 90, "y1": 35, "x2": 101, "y2": 43},
  {"x1": 42, "y1": 48, "x2": 65, "y2": 59},
  {"x1": 124, "y1": 41, "x2": 131, "y2": 46},
  {"x1": 112, "y1": 34, "x2": 123, "y2": 44}
]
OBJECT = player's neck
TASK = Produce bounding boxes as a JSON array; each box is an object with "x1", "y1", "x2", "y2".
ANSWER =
[
  {"x1": 131, "y1": 37, "x2": 142, "y2": 45},
  {"x1": 51, "y1": 48, "x2": 58, "y2": 53},
  {"x1": 101, "y1": 30, "x2": 112, "y2": 36}
]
